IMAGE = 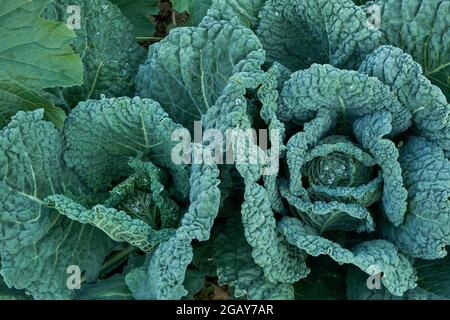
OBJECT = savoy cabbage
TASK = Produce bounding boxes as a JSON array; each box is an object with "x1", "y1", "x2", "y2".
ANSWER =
[{"x1": 0, "y1": 0, "x2": 449, "y2": 300}]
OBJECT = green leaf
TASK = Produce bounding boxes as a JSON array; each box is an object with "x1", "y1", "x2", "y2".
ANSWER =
[
  {"x1": 382, "y1": 136, "x2": 450, "y2": 259},
  {"x1": 185, "y1": 0, "x2": 212, "y2": 25},
  {"x1": 126, "y1": 164, "x2": 221, "y2": 300},
  {"x1": 294, "y1": 256, "x2": 347, "y2": 300},
  {"x1": 347, "y1": 255, "x2": 450, "y2": 300},
  {"x1": 0, "y1": 0, "x2": 82, "y2": 128},
  {"x1": 43, "y1": 0, "x2": 147, "y2": 107},
  {"x1": 360, "y1": 45, "x2": 450, "y2": 153},
  {"x1": 203, "y1": 0, "x2": 267, "y2": 29},
  {"x1": 369, "y1": 0, "x2": 450, "y2": 101},
  {"x1": 0, "y1": 0, "x2": 83, "y2": 90},
  {"x1": 0, "y1": 82, "x2": 65, "y2": 129},
  {"x1": 256, "y1": 0, "x2": 382, "y2": 70},
  {"x1": 75, "y1": 275, "x2": 133, "y2": 300},
  {"x1": 279, "y1": 64, "x2": 411, "y2": 136},
  {"x1": 172, "y1": 0, "x2": 190, "y2": 13},
  {"x1": 0, "y1": 110, "x2": 115, "y2": 299},
  {"x1": 110, "y1": 0, "x2": 159, "y2": 38},
  {"x1": 135, "y1": 16, "x2": 263, "y2": 130},
  {"x1": 415, "y1": 255, "x2": 450, "y2": 298},
  {"x1": 353, "y1": 112, "x2": 407, "y2": 226},
  {"x1": 346, "y1": 267, "x2": 441, "y2": 300},
  {"x1": 183, "y1": 269, "x2": 206, "y2": 299},
  {"x1": 0, "y1": 276, "x2": 31, "y2": 300},
  {"x1": 241, "y1": 182, "x2": 309, "y2": 284},
  {"x1": 63, "y1": 96, "x2": 189, "y2": 196},
  {"x1": 46, "y1": 194, "x2": 175, "y2": 252},
  {"x1": 279, "y1": 217, "x2": 418, "y2": 296},
  {"x1": 214, "y1": 217, "x2": 295, "y2": 300}
]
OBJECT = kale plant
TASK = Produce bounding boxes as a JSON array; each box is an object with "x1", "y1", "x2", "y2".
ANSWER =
[{"x1": 0, "y1": 0, "x2": 449, "y2": 300}]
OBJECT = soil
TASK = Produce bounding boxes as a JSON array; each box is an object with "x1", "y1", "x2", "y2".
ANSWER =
[{"x1": 141, "y1": 0, "x2": 189, "y2": 47}]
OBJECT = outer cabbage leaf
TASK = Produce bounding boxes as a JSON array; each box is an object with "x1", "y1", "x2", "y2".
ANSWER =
[
  {"x1": 126, "y1": 164, "x2": 220, "y2": 300},
  {"x1": 0, "y1": 82, "x2": 66, "y2": 129},
  {"x1": 256, "y1": 0, "x2": 381, "y2": 70},
  {"x1": 135, "y1": 14, "x2": 263, "y2": 130},
  {"x1": 186, "y1": 0, "x2": 213, "y2": 26},
  {"x1": 43, "y1": 0, "x2": 147, "y2": 107},
  {"x1": 110, "y1": 0, "x2": 159, "y2": 38},
  {"x1": 346, "y1": 267, "x2": 442, "y2": 300},
  {"x1": 294, "y1": 256, "x2": 347, "y2": 300},
  {"x1": 0, "y1": 110, "x2": 115, "y2": 299},
  {"x1": 202, "y1": 0, "x2": 266, "y2": 29},
  {"x1": 63, "y1": 96, "x2": 189, "y2": 197},
  {"x1": 241, "y1": 182, "x2": 309, "y2": 284},
  {"x1": 382, "y1": 136, "x2": 450, "y2": 259},
  {"x1": 0, "y1": 276, "x2": 31, "y2": 300},
  {"x1": 279, "y1": 217, "x2": 417, "y2": 296},
  {"x1": 183, "y1": 269, "x2": 206, "y2": 299},
  {"x1": 360, "y1": 45, "x2": 450, "y2": 152},
  {"x1": 214, "y1": 217, "x2": 294, "y2": 300},
  {"x1": 45, "y1": 195, "x2": 174, "y2": 252},
  {"x1": 347, "y1": 254, "x2": 450, "y2": 300},
  {"x1": 367, "y1": 0, "x2": 450, "y2": 100},
  {"x1": 0, "y1": 0, "x2": 82, "y2": 90},
  {"x1": 75, "y1": 275, "x2": 133, "y2": 300},
  {"x1": 279, "y1": 64, "x2": 412, "y2": 136},
  {"x1": 353, "y1": 112, "x2": 407, "y2": 226},
  {"x1": 0, "y1": 0, "x2": 83, "y2": 128}
]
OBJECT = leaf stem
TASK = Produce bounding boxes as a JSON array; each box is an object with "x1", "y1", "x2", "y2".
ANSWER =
[
  {"x1": 136, "y1": 36, "x2": 162, "y2": 41},
  {"x1": 80, "y1": 245, "x2": 138, "y2": 284}
]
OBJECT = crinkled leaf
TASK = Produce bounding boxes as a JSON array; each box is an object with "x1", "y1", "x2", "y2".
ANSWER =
[
  {"x1": 0, "y1": 82, "x2": 65, "y2": 129},
  {"x1": 382, "y1": 136, "x2": 450, "y2": 259},
  {"x1": 256, "y1": 0, "x2": 381, "y2": 70},
  {"x1": 126, "y1": 164, "x2": 221, "y2": 300},
  {"x1": 347, "y1": 254, "x2": 450, "y2": 300},
  {"x1": 75, "y1": 275, "x2": 133, "y2": 300},
  {"x1": 360, "y1": 45, "x2": 450, "y2": 152},
  {"x1": 46, "y1": 195, "x2": 174, "y2": 252},
  {"x1": 346, "y1": 267, "x2": 442, "y2": 300},
  {"x1": 0, "y1": 110, "x2": 114, "y2": 299},
  {"x1": 279, "y1": 64, "x2": 411, "y2": 136},
  {"x1": 368, "y1": 0, "x2": 450, "y2": 100},
  {"x1": 279, "y1": 217, "x2": 417, "y2": 296},
  {"x1": 110, "y1": 0, "x2": 159, "y2": 38},
  {"x1": 43, "y1": 0, "x2": 147, "y2": 107},
  {"x1": 214, "y1": 217, "x2": 294, "y2": 300},
  {"x1": 135, "y1": 15, "x2": 263, "y2": 130},
  {"x1": 241, "y1": 182, "x2": 309, "y2": 283},
  {"x1": 203, "y1": 0, "x2": 266, "y2": 29},
  {"x1": 64, "y1": 96, "x2": 189, "y2": 196},
  {"x1": 353, "y1": 111, "x2": 407, "y2": 226}
]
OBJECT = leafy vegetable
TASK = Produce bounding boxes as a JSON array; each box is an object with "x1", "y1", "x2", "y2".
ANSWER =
[
  {"x1": 43, "y1": 0, "x2": 147, "y2": 107},
  {"x1": 366, "y1": 0, "x2": 450, "y2": 100},
  {"x1": 1, "y1": 0, "x2": 450, "y2": 301},
  {"x1": 110, "y1": 0, "x2": 160, "y2": 38},
  {"x1": 0, "y1": 0, "x2": 83, "y2": 127}
]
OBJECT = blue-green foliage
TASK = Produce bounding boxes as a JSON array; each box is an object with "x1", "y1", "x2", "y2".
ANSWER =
[{"x1": 1, "y1": 0, "x2": 449, "y2": 300}]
